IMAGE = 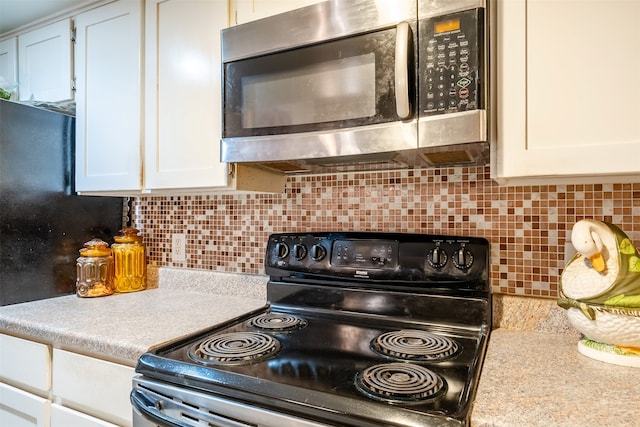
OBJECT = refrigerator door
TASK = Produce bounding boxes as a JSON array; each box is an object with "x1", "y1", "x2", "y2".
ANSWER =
[{"x1": 0, "y1": 100, "x2": 124, "y2": 305}]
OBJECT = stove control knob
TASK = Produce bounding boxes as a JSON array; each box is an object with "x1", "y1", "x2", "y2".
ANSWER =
[
  {"x1": 310, "y1": 244, "x2": 326, "y2": 261},
  {"x1": 427, "y1": 246, "x2": 448, "y2": 268},
  {"x1": 275, "y1": 242, "x2": 289, "y2": 259},
  {"x1": 453, "y1": 247, "x2": 474, "y2": 270},
  {"x1": 292, "y1": 243, "x2": 308, "y2": 260}
]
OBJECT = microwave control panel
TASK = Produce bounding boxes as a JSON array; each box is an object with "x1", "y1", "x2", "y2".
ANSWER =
[{"x1": 419, "y1": 9, "x2": 484, "y2": 116}]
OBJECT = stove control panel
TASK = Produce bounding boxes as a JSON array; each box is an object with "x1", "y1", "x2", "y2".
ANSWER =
[
  {"x1": 331, "y1": 239, "x2": 398, "y2": 268},
  {"x1": 265, "y1": 232, "x2": 489, "y2": 287}
]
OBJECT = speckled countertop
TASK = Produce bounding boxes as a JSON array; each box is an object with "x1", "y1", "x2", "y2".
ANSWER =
[
  {"x1": 473, "y1": 329, "x2": 640, "y2": 427},
  {"x1": 1, "y1": 268, "x2": 639, "y2": 425},
  {"x1": 477, "y1": 295, "x2": 640, "y2": 427},
  {"x1": 0, "y1": 268, "x2": 267, "y2": 366}
]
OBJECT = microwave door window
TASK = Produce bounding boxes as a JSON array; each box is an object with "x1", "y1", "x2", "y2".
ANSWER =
[
  {"x1": 224, "y1": 25, "x2": 411, "y2": 138},
  {"x1": 241, "y1": 53, "x2": 376, "y2": 129}
]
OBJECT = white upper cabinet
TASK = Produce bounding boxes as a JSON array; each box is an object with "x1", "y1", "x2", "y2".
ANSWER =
[
  {"x1": 143, "y1": 0, "x2": 283, "y2": 193},
  {"x1": 17, "y1": 19, "x2": 72, "y2": 101},
  {"x1": 75, "y1": 0, "x2": 284, "y2": 194},
  {"x1": 494, "y1": 0, "x2": 640, "y2": 184},
  {"x1": 0, "y1": 37, "x2": 18, "y2": 98},
  {"x1": 144, "y1": 0, "x2": 229, "y2": 190},
  {"x1": 233, "y1": 0, "x2": 324, "y2": 25},
  {"x1": 74, "y1": 0, "x2": 143, "y2": 193}
]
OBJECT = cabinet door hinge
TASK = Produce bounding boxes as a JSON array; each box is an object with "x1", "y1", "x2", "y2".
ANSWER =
[
  {"x1": 228, "y1": 163, "x2": 236, "y2": 177},
  {"x1": 71, "y1": 27, "x2": 77, "y2": 43}
]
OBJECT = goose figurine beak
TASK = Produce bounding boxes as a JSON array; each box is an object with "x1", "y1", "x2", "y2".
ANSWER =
[{"x1": 571, "y1": 220, "x2": 615, "y2": 273}]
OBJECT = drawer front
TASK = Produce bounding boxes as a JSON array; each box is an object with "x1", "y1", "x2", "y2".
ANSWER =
[
  {"x1": 52, "y1": 349, "x2": 134, "y2": 427},
  {"x1": 0, "y1": 334, "x2": 51, "y2": 394},
  {"x1": 51, "y1": 403, "x2": 120, "y2": 427},
  {"x1": 0, "y1": 382, "x2": 50, "y2": 427}
]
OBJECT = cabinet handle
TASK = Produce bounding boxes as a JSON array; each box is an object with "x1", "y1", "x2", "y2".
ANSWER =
[{"x1": 395, "y1": 21, "x2": 411, "y2": 119}]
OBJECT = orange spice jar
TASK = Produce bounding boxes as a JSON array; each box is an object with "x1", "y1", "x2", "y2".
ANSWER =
[
  {"x1": 75, "y1": 239, "x2": 114, "y2": 297},
  {"x1": 112, "y1": 227, "x2": 147, "y2": 293}
]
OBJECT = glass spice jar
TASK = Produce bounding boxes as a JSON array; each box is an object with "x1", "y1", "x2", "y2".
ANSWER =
[
  {"x1": 76, "y1": 239, "x2": 114, "y2": 297},
  {"x1": 112, "y1": 227, "x2": 147, "y2": 293}
]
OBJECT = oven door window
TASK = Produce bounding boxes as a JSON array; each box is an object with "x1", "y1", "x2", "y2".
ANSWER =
[{"x1": 224, "y1": 25, "x2": 415, "y2": 138}]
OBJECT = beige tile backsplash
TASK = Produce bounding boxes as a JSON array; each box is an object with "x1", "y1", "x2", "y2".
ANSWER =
[{"x1": 133, "y1": 166, "x2": 640, "y2": 298}]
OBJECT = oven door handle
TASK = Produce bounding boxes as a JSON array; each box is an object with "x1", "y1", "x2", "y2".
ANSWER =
[
  {"x1": 131, "y1": 389, "x2": 191, "y2": 427},
  {"x1": 132, "y1": 388, "x2": 255, "y2": 427},
  {"x1": 395, "y1": 21, "x2": 411, "y2": 119}
]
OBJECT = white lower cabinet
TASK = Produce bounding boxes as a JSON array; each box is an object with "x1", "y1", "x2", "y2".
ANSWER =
[
  {"x1": 52, "y1": 349, "x2": 135, "y2": 427},
  {"x1": 0, "y1": 334, "x2": 51, "y2": 427},
  {"x1": 51, "y1": 403, "x2": 120, "y2": 427},
  {"x1": 0, "y1": 382, "x2": 50, "y2": 427},
  {"x1": 0, "y1": 334, "x2": 51, "y2": 394},
  {"x1": 0, "y1": 333, "x2": 135, "y2": 427}
]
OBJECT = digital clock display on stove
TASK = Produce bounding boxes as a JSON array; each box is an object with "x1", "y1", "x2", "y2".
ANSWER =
[{"x1": 331, "y1": 240, "x2": 399, "y2": 268}]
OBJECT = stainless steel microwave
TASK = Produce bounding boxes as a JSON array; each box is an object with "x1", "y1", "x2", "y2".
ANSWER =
[{"x1": 221, "y1": 0, "x2": 492, "y2": 174}]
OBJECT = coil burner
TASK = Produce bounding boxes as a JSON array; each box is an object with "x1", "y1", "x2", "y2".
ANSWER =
[
  {"x1": 246, "y1": 313, "x2": 308, "y2": 332},
  {"x1": 355, "y1": 363, "x2": 446, "y2": 404},
  {"x1": 371, "y1": 329, "x2": 460, "y2": 362},
  {"x1": 189, "y1": 332, "x2": 280, "y2": 366}
]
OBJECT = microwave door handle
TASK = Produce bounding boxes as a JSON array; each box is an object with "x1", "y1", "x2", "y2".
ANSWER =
[{"x1": 395, "y1": 21, "x2": 411, "y2": 119}]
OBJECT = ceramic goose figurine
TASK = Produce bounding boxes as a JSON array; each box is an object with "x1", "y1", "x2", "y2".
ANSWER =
[
  {"x1": 558, "y1": 220, "x2": 640, "y2": 365},
  {"x1": 560, "y1": 219, "x2": 640, "y2": 306},
  {"x1": 570, "y1": 219, "x2": 617, "y2": 274}
]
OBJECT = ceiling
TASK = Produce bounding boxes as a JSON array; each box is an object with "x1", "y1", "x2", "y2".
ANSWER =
[{"x1": 0, "y1": 0, "x2": 89, "y2": 35}]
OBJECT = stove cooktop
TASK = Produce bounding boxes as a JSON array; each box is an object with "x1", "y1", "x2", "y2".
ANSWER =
[
  {"x1": 138, "y1": 305, "x2": 488, "y2": 426},
  {"x1": 135, "y1": 232, "x2": 491, "y2": 427}
]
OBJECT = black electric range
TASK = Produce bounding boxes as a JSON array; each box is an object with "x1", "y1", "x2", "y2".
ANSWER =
[{"x1": 132, "y1": 232, "x2": 491, "y2": 427}]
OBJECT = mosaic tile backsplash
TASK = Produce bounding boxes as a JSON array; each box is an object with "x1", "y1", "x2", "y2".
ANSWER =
[{"x1": 133, "y1": 166, "x2": 640, "y2": 298}]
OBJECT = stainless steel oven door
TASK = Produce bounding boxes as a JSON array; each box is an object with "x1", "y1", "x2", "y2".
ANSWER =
[{"x1": 131, "y1": 376, "x2": 329, "y2": 427}]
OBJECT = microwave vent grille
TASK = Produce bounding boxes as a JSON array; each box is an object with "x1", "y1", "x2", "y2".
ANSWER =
[
  {"x1": 419, "y1": 150, "x2": 473, "y2": 166},
  {"x1": 252, "y1": 162, "x2": 311, "y2": 173}
]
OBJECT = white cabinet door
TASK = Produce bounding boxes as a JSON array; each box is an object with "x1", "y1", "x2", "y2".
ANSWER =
[
  {"x1": 233, "y1": 0, "x2": 323, "y2": 25},
  {"x1": 144, "y1": 0, "x2": 229, "y2": 190},
  {"x1": 17, "y1": 19, "x2": 72, "y2": 101},
  {"x1": 51, "y1": 404, "x2": 120, "y2": 427},
  {"x1": 52, "y1": 349, "x2": 135, "y2": 427},
  {"x1": 494, "y1": 0, "x2": 640, "y2": 184},
  {"x1": 0, "y1": 37, "x2": 18, "y2": 98},
  {"x1": 0, "y1": 383, "x2": 50, "y2": 427},
  {"x1": 0, "y1": 334, "x2": 51, "y2": 396},
  {"x1": 74, "y1": 0, "x2": 143, "y2": 193}
]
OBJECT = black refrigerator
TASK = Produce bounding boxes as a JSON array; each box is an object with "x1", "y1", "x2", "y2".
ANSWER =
[{"x1": 0, "y1": 99, "x2": 124, "y2": 306}]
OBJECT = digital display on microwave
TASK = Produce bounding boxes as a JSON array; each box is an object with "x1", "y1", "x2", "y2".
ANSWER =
[{"x1": 434, "y1": 18, "x2": 461, "y2": 34}]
